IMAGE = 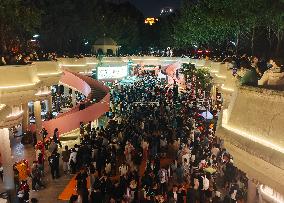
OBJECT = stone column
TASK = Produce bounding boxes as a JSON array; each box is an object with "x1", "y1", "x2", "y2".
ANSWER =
[
  {"x1": 211, "y1": 85, "x2": 217, "y2": 107},
  {"x1": 34, "y1": 101, "x2": 42, "y2": 136},
  {"x1": 22, "y1": 103, "x2": 29, "y2": 133},
  {"x1": 72, "y1": 90, "x2": 76, "y2": 107},
  {"x1": 247, "y1": 179, "x2": 257, "y2": 203},
  {"x1": 64, "y1": 86, "x2": 69, "y2": 97},
  {"x1": 103, "y1": 48, "x2": 108, "y2": 55},
  {"x1": 47, "y1": 96, "x2": 53, "y2": 112},
  {"x1": 0, "y1": 128, "x2": 17, "y2": 202}
]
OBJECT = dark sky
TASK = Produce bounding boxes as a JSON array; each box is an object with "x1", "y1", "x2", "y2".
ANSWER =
[{"x1": 127, "y1": 0, "x2": 181, "y2": 16}]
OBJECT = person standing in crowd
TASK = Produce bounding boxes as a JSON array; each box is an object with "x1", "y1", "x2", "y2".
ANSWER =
[
  {"x1": 40, "y1": 128, "x2": 48, "y2": 141},
  {"x1": 159, "y1": 167, "x2": 168, "y2": 195},
  {"x1": 31, "y1": 162, "x2": 42, "y2": 191},
  {"x1": 69, "y1": 148, "x2": 77, "y2": 174},
  {"x1": 75, "y1": 168, "x2": 89, "y2": 203},
  {"x1": 168, "y1": 185, "x2": 179, "y2": 202},
  {"x1": 62, "y1": 146, "x2": 70, "y2": 174},
  {"x1": 48, "y1": 150, "x2": 60, "y2": 179},
  {"x1": 48, "y1": 139, "x2": 58, "y2": 155},
  {"x1": 69, "y1": 195, "x2": 79, "y2": 203},
  {"x1": 53, "y1": 128, "x2": 62, "y2": 148}
]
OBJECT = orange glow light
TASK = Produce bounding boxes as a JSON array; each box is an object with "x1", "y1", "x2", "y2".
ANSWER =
[{"x1": 145, "y1": 18, "x2": 158, "y2": 25}]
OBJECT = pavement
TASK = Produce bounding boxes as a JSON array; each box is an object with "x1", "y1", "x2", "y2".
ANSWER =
[{"x1": 0, "y1": 131, "x2": 75, "y2": 203}]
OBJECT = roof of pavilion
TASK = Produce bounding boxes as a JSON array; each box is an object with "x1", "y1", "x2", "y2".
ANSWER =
[{"x1": 94, "y1": 37, "x2": 117, "y2": 46}]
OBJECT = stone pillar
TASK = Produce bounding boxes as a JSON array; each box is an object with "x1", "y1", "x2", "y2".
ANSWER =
[
  {"x1": 47, "y1": 96, "x2": 53, "y2": 112},
  {"x1": 258, "y1": 186, "x2": 264, "y2": 203},
  {"x1": 64, "y1": 86, "x2": 69, "y2": 97},
  {"x1": 247, "y1": 179, "x2": 257, "y2": 203},
  {"x1": 72, "y1": 90, "x2": 76, "y2": 107},
  {"x1": 34, "y1": 101, "x2": 42, "y2": 135},
  {"x1": 22, "y1": 103, "x2": 29, "y2": 133},
  {"x1": 211, "y1": 85, "x2": 217, "y2": 107},
  {"x1": 0, "y1": 128, "x2": 18, "y2": 203},
  {"x1": 103, "y1": 48, "x2": 108, "y2": 54}
]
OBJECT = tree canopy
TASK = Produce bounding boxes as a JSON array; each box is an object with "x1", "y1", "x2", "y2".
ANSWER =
[
  {"x1": 0, "y1": 0, "x2": 41, "y2": 53},
  {"x1": 1, "y1": 0, "x2": 284, "y2": 57},
  {"x1": 39, "y1": 0, "x2": 145, "y2": 54},
  {"x1": 170, "y1": 0, "x2": 284, "y2": 56}
]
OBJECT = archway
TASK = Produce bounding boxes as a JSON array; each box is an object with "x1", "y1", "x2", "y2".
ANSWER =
[
  {"x1": 97, "y1": 48, "x2": 103, "y2": 56},
  {"x1": 106, "y1": 49, "x2": 114, "y2": 56}
]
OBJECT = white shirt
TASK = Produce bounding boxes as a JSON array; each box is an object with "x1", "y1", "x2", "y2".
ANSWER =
[
  {"x1": 231, "y1": 190, "x2": 237, "y2": 200},
  {"x1": 202, "y1": 176, "x2": 209, "y2": 190},
  {"x1": 159, "y1": 169, "x2": 167, "y2": 183},
  {"x1": 69, "y1": 151, "x2": 77, "y2": 163},
  {"x1": 173, "y1": 192, "x2": 177, "y2": 200}
]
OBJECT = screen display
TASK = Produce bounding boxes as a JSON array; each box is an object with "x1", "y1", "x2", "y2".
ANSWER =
[{"x1": 97, "y1": 66, "x2": 128, "y2": 80}]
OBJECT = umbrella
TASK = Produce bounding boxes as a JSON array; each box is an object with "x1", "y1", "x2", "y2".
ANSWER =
[
  {"x1": 157, "y1": 71, "x2": 167, "y2": 79},
  {"x1": 201, "y1": 111, "x2": 213, "y2": 120}
]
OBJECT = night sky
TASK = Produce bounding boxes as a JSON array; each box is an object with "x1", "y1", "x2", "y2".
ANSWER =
[{"x1": 127, "y1": 0, "x2": 181, "y2": 16}]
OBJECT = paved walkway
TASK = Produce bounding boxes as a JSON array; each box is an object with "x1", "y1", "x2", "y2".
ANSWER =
[
  {"x1": 0, "y1": 132, "x2": 73, "y2": 203},
  {"x1": 0, "y1": 116, "x2": 108, "y2": 202}
]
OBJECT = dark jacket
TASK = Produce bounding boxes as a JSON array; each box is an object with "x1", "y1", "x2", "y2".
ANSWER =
[{"x1": 240, "y1": 69, "x2": 258, "y2": 86}]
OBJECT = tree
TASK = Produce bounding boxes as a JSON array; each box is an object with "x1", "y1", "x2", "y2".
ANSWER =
[
  {"x1": 159, "y1": 14, "x2": 176, "y2": 49},
  {"x1": 269, "y1": 0, "x2": 284, "y2": 56},
  {"x1": 173, "y1": 0, "x2": 284, "y2": 57},
  {"x1": 39, "y1": 0, "x2": 144, "y2": 54},
  {"x1": 0, "y1": 0, "x2": 41, "y2": 53},
  {"x1": 173, "y1": 0, "x2": 233, "y2": 49},
  {"x1": 105, "y1": 2, "x2": 144, "y2": 54},
  {"x1": 195, "y1": 68, "x2": 212, "y2": 90},
  {"x1": 180, "y1": 63, "x2": 196, "y2": 83},
  {"x1": 39, "y1": 0, "x2": 82, "y2": 53},
  {"x1": 181, "y1": 63, "x2": 212, "y2": 90}
]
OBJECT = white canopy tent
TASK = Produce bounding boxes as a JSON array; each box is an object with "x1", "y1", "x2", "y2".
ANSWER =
[{"x1": 201, "y1": 110, "x2": 213, "y2": 120}]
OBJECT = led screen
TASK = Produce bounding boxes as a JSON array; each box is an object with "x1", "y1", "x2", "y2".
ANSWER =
[{"x1": 97, "y1": 66, "x2": 128, "y2": 80}]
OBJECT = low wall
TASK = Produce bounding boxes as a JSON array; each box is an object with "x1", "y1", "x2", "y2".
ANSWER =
[
  {"x1": 225, "y1": 86, "x2": 284, "y2": 152},
  {"x1": 217, "y1": 85, "x2": 284, "y2": 193},
  {"x1": 0, "y1": 65, "x2": 39, "y2": 87}
]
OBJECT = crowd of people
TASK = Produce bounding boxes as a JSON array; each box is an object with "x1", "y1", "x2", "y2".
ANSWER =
[
  {"x1": 0, "y1": 51, "x2": 89, "y2": 66},
  {"x1": 222, "y1": 54, "x2": 284, "y2": 87},
  {"x1": 0, "y1": 52, "x2": 58, "y2": 66},
  {"x1": 24, "y1": 69, "x2": 248, "y2": 203},
  {"x1": 0, "y1": 51, "x2": 263, "y2": 202}
]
